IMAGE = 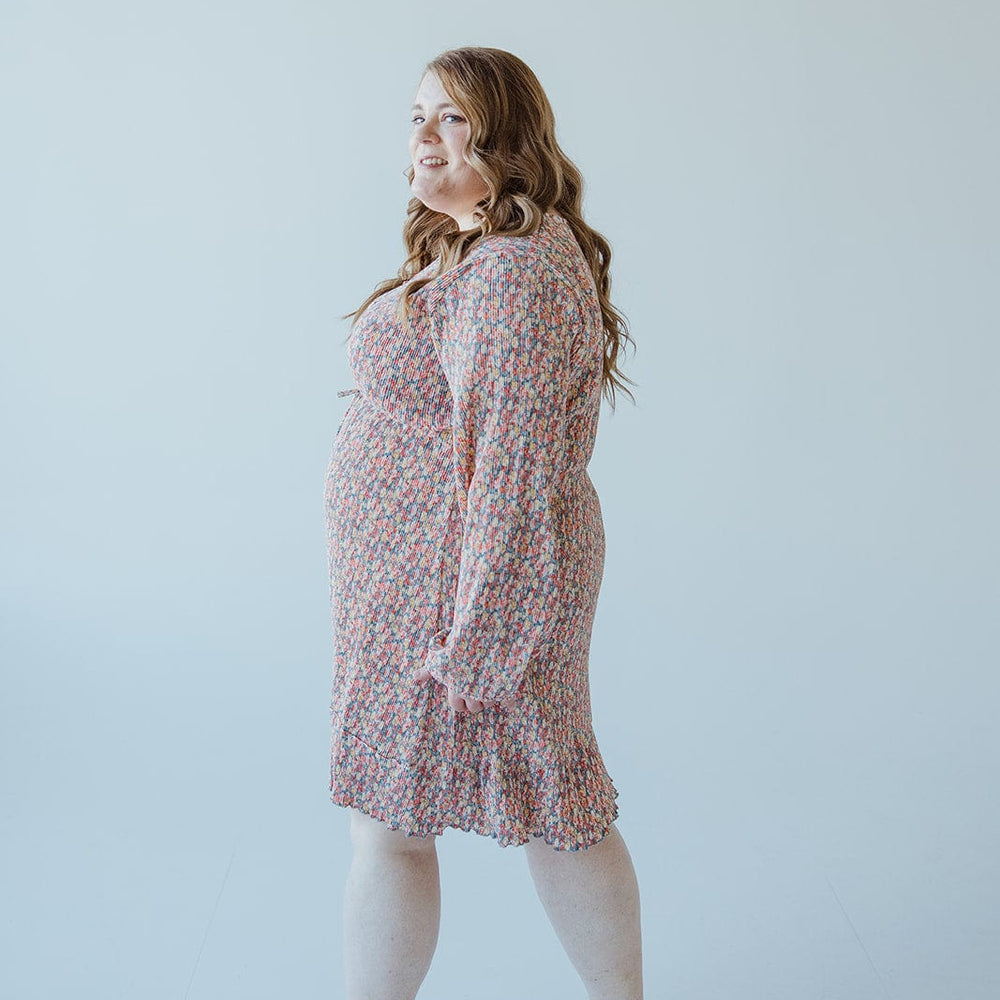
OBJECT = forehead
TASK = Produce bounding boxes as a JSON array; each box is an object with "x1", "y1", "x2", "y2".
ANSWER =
[{"x1": 411, "y1": 70, "x2": 459, "y2": 109}]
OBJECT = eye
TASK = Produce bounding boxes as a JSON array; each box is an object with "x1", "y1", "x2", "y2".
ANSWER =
[{"x1": 410, "y1": 113, "x2": 465, "y2": 125}]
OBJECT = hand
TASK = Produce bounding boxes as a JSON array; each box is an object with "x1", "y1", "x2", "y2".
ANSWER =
[{"x1": 413, "y1": 666, "x2": 513, "y2": 714}]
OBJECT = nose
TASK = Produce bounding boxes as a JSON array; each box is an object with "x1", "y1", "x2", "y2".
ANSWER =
[{"x1": 412, "y1": 118, "x2": 440, "y2": 144}]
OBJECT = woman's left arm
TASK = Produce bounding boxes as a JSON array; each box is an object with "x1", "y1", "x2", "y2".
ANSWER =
[{"x1": 419, "y1": 250, "x2": 574, "y2": 705}]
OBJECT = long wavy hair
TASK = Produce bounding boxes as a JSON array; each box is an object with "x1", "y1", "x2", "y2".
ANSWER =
[{"x1": 342, "y1": 46, "x2": 637, "y2": 409}]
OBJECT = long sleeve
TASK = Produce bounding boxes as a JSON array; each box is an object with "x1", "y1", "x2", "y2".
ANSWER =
[{"x1": 421, "y1": 250, "x2": 573, "y2": 703}]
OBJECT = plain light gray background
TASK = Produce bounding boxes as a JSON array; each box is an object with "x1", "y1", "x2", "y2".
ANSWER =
[{"x1": 2, "y1": 2, "x2": 998, "y2": 998}]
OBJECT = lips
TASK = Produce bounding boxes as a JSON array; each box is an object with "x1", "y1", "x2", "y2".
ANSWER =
[{"x1": 419, "y1": 157, "x2": 448, "y2": 166}]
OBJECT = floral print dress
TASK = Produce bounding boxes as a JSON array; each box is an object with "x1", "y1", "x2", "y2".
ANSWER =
[{"x1": 324, "y1": 210, "x2": 620, "y2": 850}]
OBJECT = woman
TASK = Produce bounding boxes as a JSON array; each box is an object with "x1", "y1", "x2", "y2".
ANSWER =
[{"x1": 325, "y1": 46, "x2": 643, "y2": 1000}]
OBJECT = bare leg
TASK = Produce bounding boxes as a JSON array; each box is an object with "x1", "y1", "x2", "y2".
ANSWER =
[
  {"x1": 524, "y1": 823, "x2": 643, "y2": 1000},
  {"x1": 342, "y1": 807, "x2": 440, "y2": 1000}
]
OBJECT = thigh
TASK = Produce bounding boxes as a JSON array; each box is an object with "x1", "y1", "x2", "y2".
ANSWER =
[
  {"x1": 522, "y1": 824, "x2": 619, "y2": 865},
  {"x1": 347, "y1": 807, "x2": 438, "y2": 855}
]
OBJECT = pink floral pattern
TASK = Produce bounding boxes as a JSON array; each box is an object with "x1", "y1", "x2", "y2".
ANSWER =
[{"x1": 325, "y1": 211, "x2": 620, "y2": 849}]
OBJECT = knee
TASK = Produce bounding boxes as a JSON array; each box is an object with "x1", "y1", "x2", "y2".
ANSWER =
[{"x1": 348, "y1": 808, "x2": 437, "y2": 859}]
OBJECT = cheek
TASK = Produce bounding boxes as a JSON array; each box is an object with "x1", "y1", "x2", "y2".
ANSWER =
[{"x1": 449, "y1": 131, "x2": 470, "y2": 160}]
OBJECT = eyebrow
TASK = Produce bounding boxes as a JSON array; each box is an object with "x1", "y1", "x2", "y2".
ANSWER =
[{"x1": 410, "y1": 101, "x2": 460, "y2": 111}]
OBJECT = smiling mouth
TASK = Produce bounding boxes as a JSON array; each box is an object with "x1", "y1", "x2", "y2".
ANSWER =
[{"x1": 418, "y1": 158, "x2": 448, "y2": 167}]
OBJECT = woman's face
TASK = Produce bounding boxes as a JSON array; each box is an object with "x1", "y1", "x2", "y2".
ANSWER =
[{"x1": 408, "y1": 70, "x2": 490, "y2": 230}]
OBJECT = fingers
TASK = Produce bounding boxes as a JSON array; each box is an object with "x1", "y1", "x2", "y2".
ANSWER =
[
  {"x1": 417, "y1": 670, "x2": 511, "y2": 715},
  {"x1": 444, "y1": 689, "x2": 494, "y2": 715},
  {"x1": 447, "y1": 691, "x2": 483, "y2": 714}
]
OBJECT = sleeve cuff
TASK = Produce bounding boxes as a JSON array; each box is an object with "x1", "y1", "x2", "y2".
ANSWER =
[{"x1": 422, "y1": 626, "x2": 525, "y2": 703}]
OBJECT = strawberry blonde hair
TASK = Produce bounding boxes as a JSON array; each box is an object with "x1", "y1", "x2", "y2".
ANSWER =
[{"x1": 344, "y1": 45, "x2": 637, "y2": 409}]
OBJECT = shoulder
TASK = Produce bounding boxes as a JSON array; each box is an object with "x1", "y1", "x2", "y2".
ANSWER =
[{"x1": 432, "y1": 237, "x2": 584, "y2": 316}]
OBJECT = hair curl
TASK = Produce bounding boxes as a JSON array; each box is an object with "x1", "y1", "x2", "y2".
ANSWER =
[{"x1": 342, "y1": 46, "x2": 637, "y2": 409}]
